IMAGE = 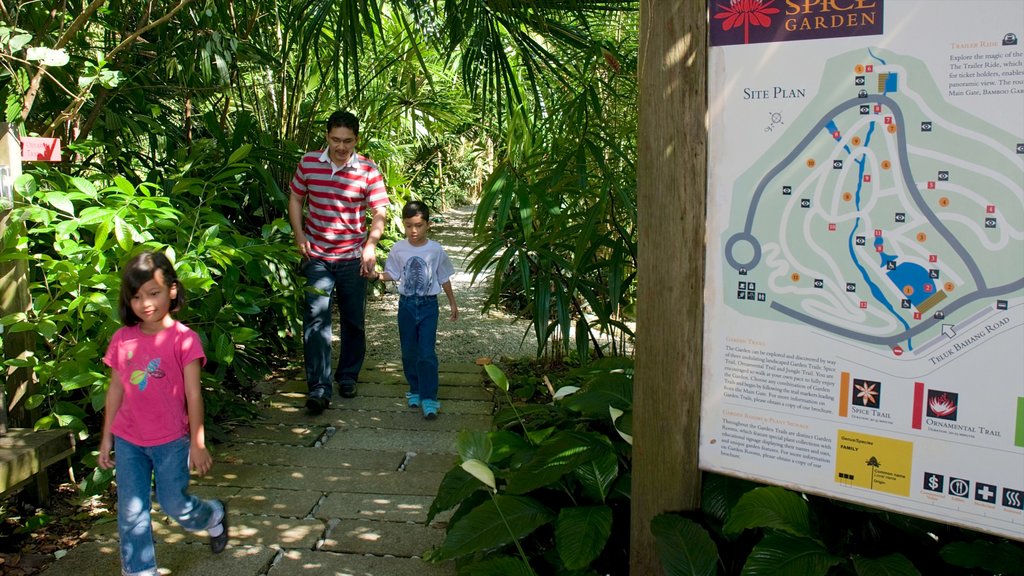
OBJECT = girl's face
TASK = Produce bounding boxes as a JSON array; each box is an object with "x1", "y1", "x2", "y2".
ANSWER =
[
  {"x1": 403, "y1": 214, "x2": 429, "y2": 246},
  {"x1": 131, "y1": 270, "x2": 177, "y2": 332}
]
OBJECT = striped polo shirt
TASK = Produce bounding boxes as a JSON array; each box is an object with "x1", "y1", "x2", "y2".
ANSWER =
[{"x1": 290, "y1": 150, "x2": 390, "y2": 260}]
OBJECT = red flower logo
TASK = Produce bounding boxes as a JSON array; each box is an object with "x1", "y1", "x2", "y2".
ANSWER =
[{"x1": 714, "y1": 0, "x2": 781, "y2": 45}]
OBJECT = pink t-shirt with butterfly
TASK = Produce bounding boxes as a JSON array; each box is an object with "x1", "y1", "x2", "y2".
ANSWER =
[{"x1": 103, "y1": 321, "x2": 206, "y2": 447}]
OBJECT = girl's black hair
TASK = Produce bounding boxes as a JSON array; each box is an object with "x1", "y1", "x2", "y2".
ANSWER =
[
  {"x1": 402, "y1": 200, "x2": 430, "y2": 221},
  {"x1": 118, "y1": 251, "x2": 184, "y2": 326}
]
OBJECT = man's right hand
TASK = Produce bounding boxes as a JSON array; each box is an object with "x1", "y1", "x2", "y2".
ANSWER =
[{"x1": 295, "y1": 232, "x2": 311, "y2": 257}]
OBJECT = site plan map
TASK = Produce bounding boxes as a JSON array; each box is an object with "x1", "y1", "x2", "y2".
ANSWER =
[{"x1": 702, "y1": 0, "x2": 1024, "y2": 539}]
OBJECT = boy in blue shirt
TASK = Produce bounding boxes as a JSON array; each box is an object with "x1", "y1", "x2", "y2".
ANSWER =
[{"x1": 372, "y1": 201, "x2": 458, "y2": 418}]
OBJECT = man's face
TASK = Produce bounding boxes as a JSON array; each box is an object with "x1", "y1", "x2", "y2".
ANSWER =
[{"x1": 326, "y1": 126, "x2": 358, "y2": 165}]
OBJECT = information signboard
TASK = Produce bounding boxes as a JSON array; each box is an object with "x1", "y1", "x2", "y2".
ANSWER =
[{"x1": 702, "y1": 0, "x2": 1024, "y2": 540}]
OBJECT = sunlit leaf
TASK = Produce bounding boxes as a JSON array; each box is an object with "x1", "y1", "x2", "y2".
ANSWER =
[{"x1": 461, "y1": 459, "x2": 496, "y2": 492}]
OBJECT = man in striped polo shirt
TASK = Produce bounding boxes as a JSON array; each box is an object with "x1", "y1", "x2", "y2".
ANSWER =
[{"x1": 288, "y1": 110, "x2": 390, "y2": 415}]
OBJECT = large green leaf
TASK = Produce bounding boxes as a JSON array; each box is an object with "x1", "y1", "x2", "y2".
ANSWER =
[
  {"x1": 431, "y1": 495, "x2": 553, "y2": 561},
  {"x1": 428, "y1": 466, "x2": 485, "y2": 524},
  {"x1": 457, "y1": 430, "x2": 493, "y2": 463},
  {"x1": 457, "y1": 557, "x2": 535, "y2": 576},
  {"x1": 741, "y1": 532, "x2": 842, "y2": 576},
  {"x1": 555, "y1": 505, "x2": 612, "y2": 570},
  {"x1": 43, "y1": 192, "x2": 75, "y2": 215},
  {"x1": 485, "y1": 363, "x2": 510, "y2": 392},
  {"x1": 702, "y1": 473, "x2": 760, "y2": 525},
  {"x1": 723, "y1": 487, "x2": 811, "y2": 538},
  {"x1": 505, "y1": 430, "x2": 612, "y2": 494},
  {"x1": 852, "y1": 554, "x2": 920, "y2": 576},
  {"x1": 560, "y1": 372, "x2": 632, "y2": 417},
  {"x1": 651, "y1": 514, "x2": 718, "y2": 576},
  {"x1": 571, "y1": 451, "x2": 619, "y2": 503},
  {"x1": 941, "y1": 540, "x2": 1024, "y2": 574}
]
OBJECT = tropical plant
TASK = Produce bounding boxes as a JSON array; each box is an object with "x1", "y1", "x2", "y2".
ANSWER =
[
  {"x1": 0, "y1": 138, "x2": 296, "y2": 490},
  {"x1": 426, "y1": 359, "x2": 634, "y2": 574},
  {"x1": 652, "y1": 474, "x2": 1024, "y2": 576}
]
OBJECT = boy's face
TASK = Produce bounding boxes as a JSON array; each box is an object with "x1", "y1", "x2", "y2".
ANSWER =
[{"x1": 403, "y1": 214, "x2": 429, "y2": 246}]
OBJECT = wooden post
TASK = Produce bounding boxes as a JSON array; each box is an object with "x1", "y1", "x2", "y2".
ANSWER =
[
  {"x1": 632, "y1": 1, "x2": 707, "y2": 574},
  {"x1": 0, "y1": 123, "x2": 35, "y2": 431}
]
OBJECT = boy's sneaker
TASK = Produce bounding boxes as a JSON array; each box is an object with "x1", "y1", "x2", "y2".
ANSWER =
[
  {"x1": 339, "y1": 380, "x2": 358, "y2": 398},
  {"x1": 209, "y1": 500, "x2": 229, "y2": 554},
  {"x1": 422, "y1": 399, "x2": 440, "y2": 420},
  {"x1": 406, "y1": 392, "x2": 420, "y2": 408}
]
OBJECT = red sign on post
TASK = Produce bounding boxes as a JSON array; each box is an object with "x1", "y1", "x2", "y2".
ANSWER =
[{"x1": 21, "y1": 137, "x2": 61, "y2": 162}]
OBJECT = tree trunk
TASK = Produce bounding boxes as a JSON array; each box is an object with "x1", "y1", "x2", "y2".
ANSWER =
[{"x1": 631, "y1": 1, "x2": 707, "y2": 573}]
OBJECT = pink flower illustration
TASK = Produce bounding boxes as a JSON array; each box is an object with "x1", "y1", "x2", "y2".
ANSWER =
[{"x1": 714, "y1": 0, "x2": 781, "y2": 45}]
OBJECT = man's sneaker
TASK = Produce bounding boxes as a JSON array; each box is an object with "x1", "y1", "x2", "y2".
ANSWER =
[
  {"x1": 305, "y1": 395, "x2": 329, "y2": 415},
  {"x1": 422, "y1": 399, "x2": 440, "y2": 420},
  {"x1": 339, "y1": 381, "x2": 358, "y2": 398},
  {"x1": 209, "y1": 500, "x2": 229, "y2": 554},
  {"x1": 406, "y1": 392, "x2": 420, "y2": 408}
]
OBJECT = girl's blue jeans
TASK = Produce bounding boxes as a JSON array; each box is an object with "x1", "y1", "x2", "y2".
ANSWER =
[
  {"x1": 301, "y1": 257, "x2": 367, "y2": 400},
  {"x1": 114, "y1": 435, "x2": 222, "y2": 576},
  {"x1": 398, "y1": 295, "x2": 439, "y2": 401}
]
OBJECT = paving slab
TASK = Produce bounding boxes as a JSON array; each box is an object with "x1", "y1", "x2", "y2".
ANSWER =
[
  {"x1": 264, "y1": 382, "x2": 489, "y2": 402},
  {"x1": 195, "y1": 462, "x2": 445, "y2": 496},
  {"x1": 346, "y1": 381, "x2": 493, "y2": 401},
  {"x1": 439, "y1": 362, "x2": 486, "y2": 374},
  {"x1": 84, "y1": 487, "x2": 239, "y2": 542},
  {"x1": 39, "y1": 541, "x2": 277, "y2": 576},
  {"x1": 218, "y1": 444, "x2": 407, "y2": 470},
  {"x1": 315, "y1": 492, "x2": 451, "y2": 524},
  {"x1": 438, "y1": 372, "x2": 485, "y2": 387},
  {"x1": 230, "y1": 423, "x2": 330, "y2": 446},
  {"x1": 330, "y1": 396, "x2": 493, "y2": 415},
  {"x1": 321, "y1": 519, "x2": 447, "y2": 557},
  {"x1": 356, "y1": 366, "x2": 403, "y2": 381},
  {"x1": 324, "y1": 427, "x2": 458, "y2": 453},
  {"x1": 225, "y1": 515, "x2": 326, "y2": 549},
  {"x1": 402, "y1": 452, "x2": 460, "y2": 474},
  {"x1": 227, "y1": 487, "x2": 322, "y2": 518},
  {"x1": 88, "y1": 511, "x2": 325, "y2": 550},
  {"x1": 327, "y1": 410, "x2": 493, "y2": 432},
  {"x1": 269, "y1": 550, "x2": 455, "y2": 576}
]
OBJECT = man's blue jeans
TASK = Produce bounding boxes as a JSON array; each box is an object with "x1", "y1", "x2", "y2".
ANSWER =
[
  {"x1": 302, "y1": 257, "x2": 366, "y2": 400},
  {"x1": 114, "y1": 435, "x2": 222, "y2": 576},
  {"x1": 398, "y1": 295, "x2": 439, "y2": 401}
]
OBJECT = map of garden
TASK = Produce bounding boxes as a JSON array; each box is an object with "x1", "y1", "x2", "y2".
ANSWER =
[{"x1": 722, "y1": 49, "x2": 1024, "y2": 356}]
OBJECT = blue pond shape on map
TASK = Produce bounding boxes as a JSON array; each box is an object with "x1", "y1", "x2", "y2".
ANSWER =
[{"x1": 884, "y1": 258, "x2": 936, "y2": 307}]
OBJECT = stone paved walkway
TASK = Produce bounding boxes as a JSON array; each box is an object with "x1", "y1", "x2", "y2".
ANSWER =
[
  {"x1": 40, "y1": 361, "x2": 491, "y2": 576},
  {"x1": 38, "y1": 205, "x2": 518, "y2": 575}
]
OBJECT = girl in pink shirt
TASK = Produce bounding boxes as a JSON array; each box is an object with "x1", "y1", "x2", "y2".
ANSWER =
[{"x1": 98, "y1": 251, "x2": 228, "y2": 576}]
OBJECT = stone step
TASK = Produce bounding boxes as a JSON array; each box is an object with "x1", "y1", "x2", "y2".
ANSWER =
[
  {"x1": 194, "y1": 462, "x2": 446, "y2": 496},
  {"x1": 270, "y1": 550, "x2": 455, "y2": 576}
]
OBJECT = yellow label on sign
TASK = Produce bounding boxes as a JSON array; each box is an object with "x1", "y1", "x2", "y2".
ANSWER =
[{"x1": 835, "y1": 430, "x2": 913, "y2": 496}]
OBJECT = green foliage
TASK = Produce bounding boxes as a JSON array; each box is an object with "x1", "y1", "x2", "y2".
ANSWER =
[
  {"x1": 651, "y1": 475, "x2": 1024, "y2": 575},
  {"x1": 427, "y1": 359, "x2": 633, "y2": 574},
  {"x1": 467, "y1": 66, "x2": 639, "y2": 360},
  {"x1": 651, "y1": 514, "x2": 719, "y2": 576},
  {"x1": 0, "y1": 139, "x2": 299, "y2": 493}
]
